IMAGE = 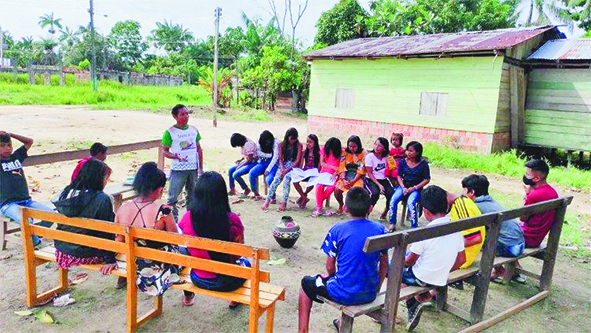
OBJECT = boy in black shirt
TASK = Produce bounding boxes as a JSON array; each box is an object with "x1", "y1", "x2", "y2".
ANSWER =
[{"x1": 0, "y1": 131, "x2": 53, "y2": 246}]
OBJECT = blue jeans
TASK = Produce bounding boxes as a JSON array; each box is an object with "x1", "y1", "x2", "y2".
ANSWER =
[
  {"x1": 228, "y1": 162, "x2": 256, "y2": 191},
  {"x1": 496, "y1": 242, "x2": 525, "y2": 257},
  {"x1": 168, "y1": 170, "x2": 197, "y2": 221},
  {"x1": 248, "y1": 160, "x2": 278, "y2": 194},
  {"x1": 0, "y1": 199, "x2": 54, "y2": 245},
  {"x1": 388, "y1": 186, "x2": 420, "y2": 228}
]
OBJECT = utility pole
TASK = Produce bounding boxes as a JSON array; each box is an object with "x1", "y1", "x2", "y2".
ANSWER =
[
  {"x1": 89, "y1": 0, "x2": 98, "y2": 92},
  {"x1": 0, "y1": 26, "x2": 4, "y2": 68},
  {"x1": 212, "y1": 7, "x2": 221, "y2": 127}
]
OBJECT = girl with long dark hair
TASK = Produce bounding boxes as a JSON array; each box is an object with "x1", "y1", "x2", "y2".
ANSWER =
[
  {"x1": 334, "y1": 135, "x2": 367, "y2": 214},
  {"x1": 53, "y1": 159, "x2": 117, "y2": 275},
  {"x1": 288, "y1": 134, "x2": 321, "y2": 209},
  {"x1": 261, "y1": 127, "x2": 303, "y2": 212},
  {"x1": 178, "y1": 172, "x2": 246, "y2": 307},
  {"x1": 364, "y1": 137, "x2": 395, "y2": 220},
  {"x1": 248, "y1": 130, "x2": 280, "y2": 201},
  {"x1": 312, "y1": 137, "x2": 342, "y2": 217}
]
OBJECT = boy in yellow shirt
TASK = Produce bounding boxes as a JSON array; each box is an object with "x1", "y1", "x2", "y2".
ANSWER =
[{"x1": 447, "y1": 193, "x2": 485, "y2": 268}]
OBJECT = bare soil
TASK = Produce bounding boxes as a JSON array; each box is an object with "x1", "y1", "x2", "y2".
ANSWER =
[{"x1": 0, "y1": 106, "x2": 589, "y2": 333}]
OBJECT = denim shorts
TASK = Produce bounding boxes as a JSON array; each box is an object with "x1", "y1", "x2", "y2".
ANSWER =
[
  {"x1": 402, "y1": 267, "x2": 432, "y2": 287},
  {"x1": 495, "y1": 242, "x2": 525, "y2": 258}
]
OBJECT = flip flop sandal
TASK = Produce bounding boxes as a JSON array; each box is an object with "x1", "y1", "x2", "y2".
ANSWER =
[
  {"x1": 323, "y1": 210, "x2": 335, "y2": 217},
  {"x1": 312, "y1": 210, "x2": 322, "y2": 218},
  {"x1": 181, "y1": 295, "x2": 195, "y2": 306},
  {"x1": 490, "y1": 276, "x2": 504, "y2": 284},
  {"x1": 333, "y1": 319, "x2": 340, "y2": 333}
]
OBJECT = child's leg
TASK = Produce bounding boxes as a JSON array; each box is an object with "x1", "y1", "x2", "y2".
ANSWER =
[
  {"x1": 263, "y1": 170, "x2": 283, "y2": 210},
  {"x1": 334, "y1": 188, "x2": 344, "y2": 211},
  {"x1": 293, "y1": 182, "x2": 306, "y2": 198},
  {"x1": 379, "y1": 179, "x2": 394, "y2": 219},
  {"x1": 315, "y1": 185, "x2": 326, "y2": 212},
  {"x1": 281, "y1": 172, "x2": 293, "y2": 205},
  {"x1": 248, "y1": 162, "x2": 265, "y2": 195},
  {"x1": 298, "y1": 287, "x2": 314, "y2": 333},
  {"x1": 366, "y1": 181, "x2": 380, "y2": 206},
  {"x1": 407, "y1": 190, "x2": 421, "y2": 228},
  {"x1": 233, "y1": 163, "x2": 255, "y2": 192},
  {"x1": 228, "y1": 165, "x2": 239, "y2": 190},
  {"x1": 388, "y1": 186, "x2": 404, "y2": 226},
  {"x1": 1, "y1": 201, "x2": 42, "y2": 245}
]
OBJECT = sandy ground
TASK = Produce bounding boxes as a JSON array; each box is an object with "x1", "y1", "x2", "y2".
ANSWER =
[{"x1": 0, "y1": 106, "x2": 590, "y2": 333}]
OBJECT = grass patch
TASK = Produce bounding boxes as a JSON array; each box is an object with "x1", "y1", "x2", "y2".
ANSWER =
[
  {"x1": 0, "y1": 79, "x2": 210, "y2": 112},
  {"x1": 424, "y1": 143, "x2": 591, "y2": 191},
  {"x1": 230, "y1": 109, "x2": 273, "y2": 122}
]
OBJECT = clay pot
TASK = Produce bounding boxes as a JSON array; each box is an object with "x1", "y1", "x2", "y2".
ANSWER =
[{"x1": 273, "y1": 216, "x2": 300, "y2": 248}]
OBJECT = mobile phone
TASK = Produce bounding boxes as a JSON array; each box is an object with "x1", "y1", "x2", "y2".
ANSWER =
[{"x1": 158, "y1": 206, "x2": 172, "y2": 216}]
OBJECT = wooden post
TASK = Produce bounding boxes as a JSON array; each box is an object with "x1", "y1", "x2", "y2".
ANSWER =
[
  {"x1": 509, "y1": 66, "x2": 525, "y2": 148},
  {"x1": 21, "y1": 208, "x2": 38, "y2": 308},
  {"x1": 567, "y1": 150, "x2": 573, "y2": 168},
  {"x1": 59, "y1": 67, "x2": 64, "y2": 86},
  {"x1": 28, "y1": 67, "x2": 35, "y2": 84},
  {"x1": 125, "y1": 227, "x2": 138, "y2": 333},
  {"x1": 249, "y1": 248, "x2": 261, "y2": 333},
  {"x1": 157, "y1": 146, "x2": 165, "y2": 170},
  {"x1": 540, "y1": 199, "x2": 568, "y2": 291},
  {"x1": 470, "y1": 214, "x2": 502, "y2": 323},
  {"x1": 340, "y1": 314, "x2": 354, "y2": 333},
  {"x1": 380, "y1": 233, "x2": 407, "y2": 333},
  {"x1": 264, "y1": 303, "x2": 276, "y2": 333},
  {"x1": 435, "y1": 286, "x2": 448, "y2": 312}
]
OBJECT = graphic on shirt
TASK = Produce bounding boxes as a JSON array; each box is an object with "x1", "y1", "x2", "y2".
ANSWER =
[
  {"x1": 179, "y1": 140, "x2": 196, "y2": 150},
  {"x1": 374, "y1": 163, "x2": 386, "y2": 172},
  {"x1": 2, "y1": 160, "x2": 23, "y2": 172}
]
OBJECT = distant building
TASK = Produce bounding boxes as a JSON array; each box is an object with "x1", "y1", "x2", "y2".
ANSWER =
[{"x1": 304, "y1": 26, "x2": 563, "y2": 153}]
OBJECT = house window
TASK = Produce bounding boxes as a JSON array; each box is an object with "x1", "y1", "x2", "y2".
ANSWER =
[
  {"x1": 420, "y1": 92, "x2": 448, "y2": 116},
  {"x1": 335, "y1": 88, "x2": 355, "y2": 109}
]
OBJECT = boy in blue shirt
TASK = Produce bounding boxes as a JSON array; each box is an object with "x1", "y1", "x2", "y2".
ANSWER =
[{"x1": 298, "y1": 187, "x2": 388, "y2": 333}]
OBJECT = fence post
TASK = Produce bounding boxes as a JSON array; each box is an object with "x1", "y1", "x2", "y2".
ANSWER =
[
  {"x1": 157, "y1": 146, "x2": 165, "y2": 170},
  {"x1": 540, "y1": 199, "x2": 569, "y2": 290},
  {"x1": 380, "y1": 233, "x2": 407, "y2": 333}
]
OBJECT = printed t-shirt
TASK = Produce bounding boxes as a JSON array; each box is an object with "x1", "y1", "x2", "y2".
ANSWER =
[
  {"x1": 242, "y1": 139, "x2": 257, "y2": 159},
  {"x1": 397, "y1": 158, "x2": 430, "y2": 188},
  {"x1": 474, "y1": 195, "x2": 524, "y2": 247},
  {"x1": 364, "y1": 153, "x2": 388, "y2": 180},
  {"x1": 449, "y1": 196, "x2": 485, "y2": 269},
  {"x1": 178, "y1": 212, "x2": 244, "y2": 279},
  {"x1": 409, "y1": 216, "x2": 465, "y2": 286},
  {"x1": 321, "y1": 219, "x2": 387, "y2": 305},
  {"x1": 162, "y1": 125, "x2": 202, "y2": 171},
  {"x1": 71, "y1": 156, "x2": 92, "y2": 182},
  {"x1": 336, "y1": 149, "x2": 366, "y2": 190},
  {"x1": 522, "y1": 184, "x2": 558, "y2": 247},
  {"x1": 0, "y1": 145, "x2": 30, "y2": 206}
]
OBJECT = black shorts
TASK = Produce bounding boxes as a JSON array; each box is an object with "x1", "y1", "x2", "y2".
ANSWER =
[{"x1": 301, "y1": 274, "x2": 333, "y2": 303}]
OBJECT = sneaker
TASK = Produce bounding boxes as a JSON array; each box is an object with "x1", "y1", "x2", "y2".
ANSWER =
[
  {"x1": 450, "y1": 281, "x2": 464, "y2": 290},
  {"x1": 511, "y1": 274, "x2": 526, "y2": 284},
  {"x1": 407, "y1": 302, "x2": 424, "y2": 331}
]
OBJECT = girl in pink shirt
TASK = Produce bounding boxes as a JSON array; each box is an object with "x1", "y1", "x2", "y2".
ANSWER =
[
  {"x1": 178, "y1": 172, "x2": 246, "y2": 307},
  {"x1": 312, "y1": 137, "x2": 342, "y2": 217}
]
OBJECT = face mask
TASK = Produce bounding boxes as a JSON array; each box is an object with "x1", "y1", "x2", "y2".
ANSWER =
[{"x1": 523, "y1": 175, "x2": 536, "y2": 186}]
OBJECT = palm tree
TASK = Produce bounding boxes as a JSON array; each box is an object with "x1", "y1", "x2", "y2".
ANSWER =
[
  {"x1": 149, "y1": 20, "x2": 194, "y2": 53},
  {"x1": 59, "y1": 26, "x2": 79, "y2": 48},
  {"x1": 39, "y1": 12, "x2": 63, "y2": 35}
]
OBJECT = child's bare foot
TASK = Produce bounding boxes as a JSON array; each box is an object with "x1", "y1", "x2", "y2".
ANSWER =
[
  {"x1": 261, "y1": 201, "x2": 270, "y2": 212},
  {"x1": 299, "y1": 197, "x2": 310, "y2": 209},
  {"x1": 228, "y1": 189, "x2": 237, "y2": 196},
  {"x1": 276, "y1": 202, "x2": 287, "y2": 212}
]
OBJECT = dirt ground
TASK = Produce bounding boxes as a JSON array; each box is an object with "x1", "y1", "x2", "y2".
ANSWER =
[{"x1": 0, "y1": 106, "x2": 590, "y2": 332}]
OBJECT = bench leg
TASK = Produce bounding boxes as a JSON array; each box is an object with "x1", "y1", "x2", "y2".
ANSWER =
[
  {"x1": 265, "y1": 303, "x2": 276, "y2": 333},
  {"x1": 248, "y1": 305, "x2": 260, "y2": 333},
  {"x1": 340, "y1": 314, "x2": 354, "y2": 333},
  {"x1": 435, "y1": 286, "x2": 448, "y2": 312},
  {"x1": 137, "y1": 295, "x2": 163, "y2": 327},
  {"x1": 1, "y1": 220, "x2": 7, "y2": 251}
]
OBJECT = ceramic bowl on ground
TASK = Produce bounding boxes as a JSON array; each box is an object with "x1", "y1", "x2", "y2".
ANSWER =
[{"x1": 273, "y1": 216, "x2": 300, "y2": 248}]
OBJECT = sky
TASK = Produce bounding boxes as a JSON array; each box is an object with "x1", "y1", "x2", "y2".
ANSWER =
[{"x1": 0, "y1": 0, "x2": 359, "y2": 47}]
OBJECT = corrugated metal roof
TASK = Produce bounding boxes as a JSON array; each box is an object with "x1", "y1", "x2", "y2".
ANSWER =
[
  {"x1": 304, "y1": 26, "x2": 558, "y2": 59},
  {"x1": 527, "y1": 39, "x2": 591, "y2": 60}
]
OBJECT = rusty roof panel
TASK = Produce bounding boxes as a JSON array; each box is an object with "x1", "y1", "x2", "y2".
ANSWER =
[
  {"x1": 527, "y1": 39, "x2": 591, "y2": 60},
  {"x1": 305, "y1": 26, "x2": 558, "y2": 59}
]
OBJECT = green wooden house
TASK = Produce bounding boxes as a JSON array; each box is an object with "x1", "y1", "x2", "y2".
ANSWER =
[
  {"x1": 304, "y1": 26, "x2": 562, "y2": 153},
  {"x1": 525, "y1": 39, "x2": 591, "y2": 152}
]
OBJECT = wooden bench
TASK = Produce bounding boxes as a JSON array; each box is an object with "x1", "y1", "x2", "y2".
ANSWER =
[
  {"x1": 19, "y1": 208, "x2": 285, "y2": 333},
  {"x1": 322, "y1": 196, "x2": 572, "y2": 332}
]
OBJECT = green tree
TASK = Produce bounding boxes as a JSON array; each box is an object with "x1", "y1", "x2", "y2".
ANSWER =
[
  {"x1": 149, "y1": 20, "x2": 194, "y2": 53},
  {"x1": 315, "y1": 0, "x2": 368, "y2": 46},
  {"x1": 108, "y1": 20, "x2": 147, "y2": 69},
  {"x1": 39, "y1": 12, "x2": 63, "y2": 35}
]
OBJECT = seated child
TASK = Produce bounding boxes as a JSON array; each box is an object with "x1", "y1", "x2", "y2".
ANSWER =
[
  {"x1": 334, "y1": 135, "x2": 366, "y2": 214},
  {"x1": 71, "y1": 142, "x2": 108, "y2": 182},
  {"x1": 298, "y1": 187, "x2": 388, "y2": 333},
  {"x1": 447, "y1": 192, "x2": 485, "y2": 269},
  {"x1": 462, "y1": 174, "x2": 525, "y2": 282},
  {"x1": 228, "y1": 133, "x2": 258, "y2": 197},
  {"x1": 310, "y1": 137, "x2": 342, "y2": 217},
  {"x1": 403, "y1": 185, "x2": 466, "y2": 331},
  {"x1": 288, "y1": 134, "x2": 320, "y2": 209},
  {"x1": 0, "y1": 131, "x2": 53, "y2": 247}
]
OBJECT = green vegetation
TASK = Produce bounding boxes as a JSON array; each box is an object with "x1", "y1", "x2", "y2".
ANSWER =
[
  {"x1": 0, "y1": 79, "x2": 210, "y2": 112},
  {"x1": 424, "y1": 143, "x2": 591, "y2": 191}
]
